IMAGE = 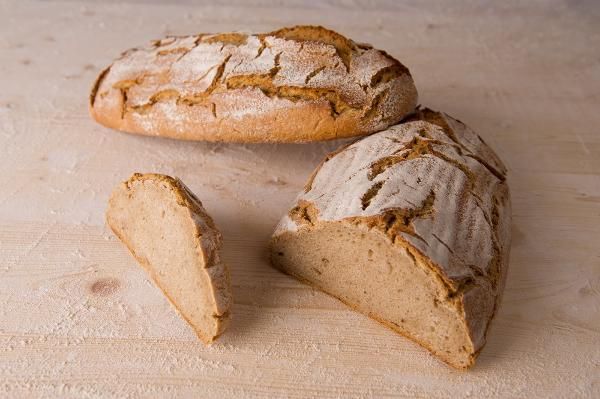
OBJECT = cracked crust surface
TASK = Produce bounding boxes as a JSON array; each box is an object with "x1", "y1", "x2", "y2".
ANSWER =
[
  {"x1": 89, "y1": 25, "x2": 418, "y2": 142},
  {"x1": 271, "y1": 108, "x2": 511, "y2": 368},
  {"x1": 107, "y1": 173, "x2": 232, "y2": 343}
]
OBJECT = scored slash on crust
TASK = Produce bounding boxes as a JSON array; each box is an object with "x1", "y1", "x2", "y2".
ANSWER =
[
  {"x1": 89, "y1": 25, "x2": 418, "y2": 142},
  {"x1": 271, "y1": 109, "x2": 511, "y2": 369}
]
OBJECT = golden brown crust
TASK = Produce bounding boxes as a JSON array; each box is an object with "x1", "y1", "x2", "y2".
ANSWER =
[
  {"x1": 90, "y1": 25, "x2": 418, "y2": 143},
  {"x1": 89, "y1": 66, "x2": 110, "y2": 108},
  {"x1": 107, "y1": 173, "x2": 232, "y2": 343},
  {"x1": 271, "y1": 109, "x2": 511, "y2": 369},
  {"x1": 123, "y1": 173, "x2": 224, "y2": 269}
]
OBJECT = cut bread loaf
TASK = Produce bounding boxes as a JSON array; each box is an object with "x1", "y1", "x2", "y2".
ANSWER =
[
  {"x1": 90, "y1": 25, "x2": 417, "y2": 143},
  {"x1": 107, "y1": 173, "x2": 232, "y2": 343},
  {"x1": 270, "y1": 108, "x2": 511, "y2": 369}
]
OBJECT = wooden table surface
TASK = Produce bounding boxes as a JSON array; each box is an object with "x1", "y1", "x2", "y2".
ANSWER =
[{"x1": 1, "y1": 1, "x2": 599, "y2": 397}]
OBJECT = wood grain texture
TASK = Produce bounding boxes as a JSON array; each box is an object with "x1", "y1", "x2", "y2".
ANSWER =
[{"x1": 0, "y1": 0, "x2": 599, "y2": 397}]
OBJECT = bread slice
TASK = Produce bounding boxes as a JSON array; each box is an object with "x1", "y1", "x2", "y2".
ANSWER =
[
  {"x1": 107, "y1": 173, "x2": 232, "y2": 343},
  {"x1": 89, "y1": 25, "x2": 417, "y2": 143},
  {"x1": 270, "y1": 108, "x2": 511, "y2": 369}
]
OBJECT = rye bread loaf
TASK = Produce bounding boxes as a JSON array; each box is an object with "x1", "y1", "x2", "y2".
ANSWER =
[
  {"x1": 270, "y1": 108, "x2": 511, "y2": 369},
  {"x1": 90, "y1": 25, "x2": 418, "y2": 143},
  {"x1": 107, "y1": 173, "x2": 232, "y2": 343}
]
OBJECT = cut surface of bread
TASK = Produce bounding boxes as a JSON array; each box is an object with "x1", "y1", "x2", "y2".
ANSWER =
[
  {"x1": 90, "y1": 25, "x2": 417, "y2": 142},
  {"x1": 107, "y1": 173, "x2": 231, "y2": 343},
  {"x1": 270, "y1": 108, "x2": 511, "y2": 369}
]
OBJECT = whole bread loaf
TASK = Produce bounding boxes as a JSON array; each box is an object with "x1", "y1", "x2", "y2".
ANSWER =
[
  {"x1": 270, "y1": 108, "x2": 511, "y2": 369},
  {"x1": 107, "y1": 173, "x2": 232, "y2": 343},
  {"x1": 90, "y1": 25, "x2": 418, "y2": 142}
]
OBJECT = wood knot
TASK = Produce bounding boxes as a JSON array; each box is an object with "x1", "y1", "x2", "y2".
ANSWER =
[{"x1": 89, "y1": 277, "x2": 120, "y2": 296}]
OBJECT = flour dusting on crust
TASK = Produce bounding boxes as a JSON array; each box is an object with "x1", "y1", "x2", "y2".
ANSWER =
[{"x1": 90, "y1": 25, "x2": 418, "y2": 142}]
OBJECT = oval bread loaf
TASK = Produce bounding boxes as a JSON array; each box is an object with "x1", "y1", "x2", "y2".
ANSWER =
[
  {"x1": 107, "y1": 173, "x2": 232, "y2": 343},
  {"x1": 270, "y1": 108, "x2": 511, "y2": 369},
  {"x1": 90, "y1": 25, "x2": 418, "y2": 142}
]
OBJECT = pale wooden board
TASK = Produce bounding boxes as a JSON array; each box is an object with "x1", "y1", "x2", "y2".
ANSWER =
[{"x1": 1, "y1": 0, "x2": 599, "y2": 397}]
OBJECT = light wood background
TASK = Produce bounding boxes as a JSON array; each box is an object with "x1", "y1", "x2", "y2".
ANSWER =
[{"x1": 1, "y1": 1, "x2": 599, "y2": 397}]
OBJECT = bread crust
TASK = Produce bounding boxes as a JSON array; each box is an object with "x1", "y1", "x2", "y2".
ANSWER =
[
  {"x1": 107, "y1": 173, "x2": 232, "y2": 343},
  {"x1": 90, "y1": 25, "x2": 417, "y2": 142},
  {"x1": 271, "y1": 108, "x2": 511, "y2": 368}
]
